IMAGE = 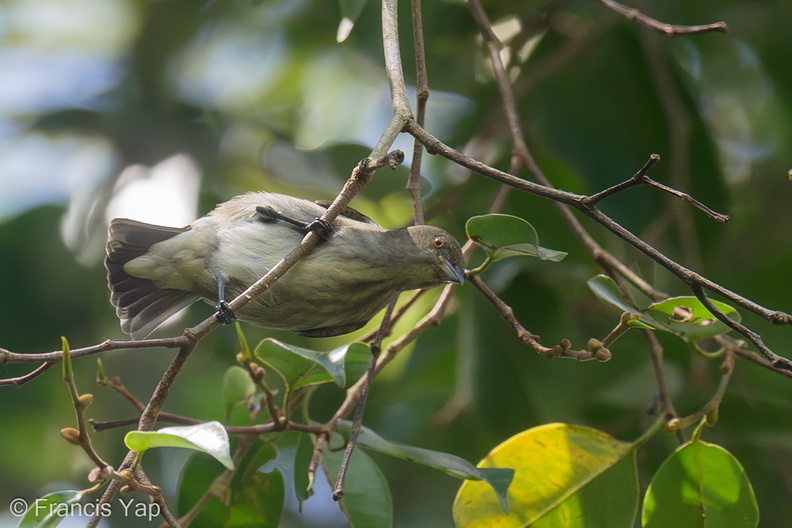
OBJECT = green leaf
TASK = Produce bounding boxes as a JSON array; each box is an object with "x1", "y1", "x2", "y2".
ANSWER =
[
  {"x1": 17, "y1": 491, "x2": 83, "y2": 528},
  {"x1": 338, "y1": 420, "x2": 512, "y2": 512},
  {"x1": 337, "y1": 0, "x2": 369, "y2": 42},
  {"x1": 226, "y1": 442, "x2": 285, "y2": 528},
  {"x1": 293, "y1": 431, "x2": 316, "y2": 509},
  {"x1": 453, "y1": 423, "x2": 639, "y2": 528},
  {"x1": 124, "y1": 421, "x2": 234, "y2": 470},
  {"x1": 587, "y1": 275, "x2": 741, "y2": 342},
  {"x1": 644, "y1": 296, "x2": 741, "y2": 341},
  {"x1": 642, "y1": 438, "x2": 759, "y2": 528},
  {"x1": 466, "y1": 214, "x2": 567, "y2": 263},
  {"x1": 176, "y1": 452, "x2": 232, "y2": 524},
  {"x1": 222, "y1": 366, "x2": 256, "y2": 410},
  {"x1": 322, "y1": 439, "x2": 393, "y2": 528},
  {"x1": 254, "y1": 338, "x2": 370, "y2": 390},
  {"x1": 587, "y1": 275, "x2": 644, "y2": 316}
]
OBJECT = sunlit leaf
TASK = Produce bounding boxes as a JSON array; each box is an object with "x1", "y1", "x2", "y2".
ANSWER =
[
  {"x1": 17, "y1": 491, "x2": 83, "y2": 528},
  {"x1": 642, "y1": 438, "x2": 758, "y2": 527},
  {"x1": 587, "y1": 275, "x2": 643, "y2": 316},
  {"x1": 588, "y1": 275, "x2": 740, "y2": 342},
  {"x1": 466, "y1": 214, "x2": 567, "y2": 263},
  {"x1": 453, "y1": 423, "x2": 639, "y2": 528},
  {"x1": 644, "y1": 296, "x2": 740, "y2": 341},
  {"x1": 338, "y1": 420, "x2": 512, "y2": 512},
  {"x1": 255, "y1": 338, "x2": 370, "y2": 390},
  {"x1": 124, "y1": 421, "x2": 234, "y2": 470}
]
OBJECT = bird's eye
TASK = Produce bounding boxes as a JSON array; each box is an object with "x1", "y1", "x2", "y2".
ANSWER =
[{"x1": 433, "y1": 236, "x2": 446, "y2": 249}]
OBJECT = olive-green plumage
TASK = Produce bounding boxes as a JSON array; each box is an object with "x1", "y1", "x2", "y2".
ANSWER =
[{"x1": 106, "y1": 192, "x2": 465, "y2": 339}]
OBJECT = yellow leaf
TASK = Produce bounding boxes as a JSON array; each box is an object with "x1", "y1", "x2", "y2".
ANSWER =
[{"x1": 453, "y1": 423, "x2": 638, "y2": 528}]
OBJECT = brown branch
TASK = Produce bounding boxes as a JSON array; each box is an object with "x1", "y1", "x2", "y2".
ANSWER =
[
  {"x1": 329, "y1": 282, "x2": 458, "y2": 429},
  {"x1": 597, "y1": 0, "x2": 728, "y2": 36},
  {"x1": 642, "y1": 330, "x2": 684, "y2": 442},
  {"x1": 333, "y1": 299, "x2": 396, "y2": 500},
  {"x1": 666, "y1": 349, "x2": 736, "y2": 432},
  {"x1": 406, "y1": 120, "x2": 792, "y2": 370},
  {"x1": 467, "y1": 0, "x2": 661, "y2": 306},
  {"x1": 60, "y1": 341, "x2": 112, "y2": 472},
  {"x1": 407, "y1": 0, "x2": 428, "y2": 225},
  {"x1": 584, "y1": 154, "x2": 729, "y2": 223},
  {"x1": 469, "y1": 274, "x2": 601, "y2": 361}
]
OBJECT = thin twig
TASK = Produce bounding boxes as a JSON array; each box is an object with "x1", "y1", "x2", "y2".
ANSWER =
[
  {"x1": 333, "y1": 299, "x2": 396, "y2": 500},
  {"x1": 358, "y1": 290, "x2": 425, "y2": 343},
  {"x1": 60, "y1": 340, "x2": 112, "y2": 471},
  {"x1": 468, "y1": 274, "x2": 602, "y2": 361},
  {"x1": 585, "y1": 154, "x2": 729, "y2": 223},
  {"x1": 407, "y1": 0, "x2": 428, "y2": 225},
  {"x1": 405, "y1": 121, "x2": 792, "y2": 369},
  {"x1": 642, "y1": 330, "x2": 685, "y2": 442},
  {"x1": 597, "y1": 0, "x2": 728, "y2": 36},
  {"x1": 466, "y1": 0, "x2": 661, "y2": 304},
  {"x1": 666, "y1": 349, "x2": 735, "y2": 431}
]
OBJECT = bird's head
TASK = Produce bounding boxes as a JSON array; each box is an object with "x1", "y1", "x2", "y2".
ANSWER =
[{"x1": 405, "y1": 225, "x2": 466, "y2": 288}]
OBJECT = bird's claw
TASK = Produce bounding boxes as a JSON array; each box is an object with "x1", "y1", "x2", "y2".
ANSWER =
[
  {"x1": 306, "y1": 218, "x2": 332, "y2": 240},
  {"x1": 256, "y1": 206, "x2": 332, "y2": 240},
  {"x1": 215, "y1": 301, "x2": 236, "y2": 325}
]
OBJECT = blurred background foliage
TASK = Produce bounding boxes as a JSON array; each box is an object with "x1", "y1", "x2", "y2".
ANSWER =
[{"x1": 1, "y1": 0, "x2": 791, "y2": 526}]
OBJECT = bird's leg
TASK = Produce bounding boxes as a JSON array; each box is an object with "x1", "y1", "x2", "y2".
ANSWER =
[
  {"x1": 255, "y1": 205, "x2": 332, "y2": 240},
  {"x1": 215, "y1": 273, "x2": 236, "y2": 325}
]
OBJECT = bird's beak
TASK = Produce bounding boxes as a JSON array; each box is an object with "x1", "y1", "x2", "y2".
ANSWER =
[{"x1": 439, "y1": 256, "x2": 465, "y2": 285}]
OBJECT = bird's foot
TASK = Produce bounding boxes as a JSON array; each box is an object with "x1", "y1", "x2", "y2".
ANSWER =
[
  {"x1": 256, "y1": 206, "x2": 332, "y2": 240},
  {"x1": 215, "y1": 300, "x2": 236, "y2": 325},
  {"x1": 305, "y1": 218, "x2": 332, "y2": 240}
]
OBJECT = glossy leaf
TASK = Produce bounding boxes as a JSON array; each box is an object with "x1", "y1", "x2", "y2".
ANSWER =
[
  {"x1": 125, "y1": 421, "x2": 234, "y2": 470},
  {"x1": 322, "y1": 439, "x2": 393, "y2": 528},
  {"x1": 588, "y1": 275, "x2": 740, "y2": 341},
  {"x1": 453, "y1": 423, "x2": 639, "y2": 528},
  {"x1": 255, "y1": 338, "x2": 370, "y2": 390},
  {"x1": 338, "y1": 420, "x2": 512, "y2": 512},
  {"x1": 17, "y1": 491, "x2": 83, "y2": 528},
  {"x1": 587, "y1": 275, "x2": 644, "y2": 315},
  {"x1": 466, "y1": 214, "x2": 567, "y2": 263},
  {"x1": 644, "y1": 296, "x2": 741, "y2": 341},
  {"x1": 642, "y1": 438, "x2": 759, "y2": 528}
]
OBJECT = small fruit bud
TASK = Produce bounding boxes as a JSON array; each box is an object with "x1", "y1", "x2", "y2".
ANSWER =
[
  {"x1": 78, "y1": 393, "x2": 93, "y2": 409},
  {"x1": 61, "y1": 427, "x2": 81, "y2": 445},
  {"x1": 88, "y1": 467, "x2": 102, "y2": 483},
  {"x1": 587, "y1": 338, "x2": 602, "y2": 352},
  {"x1": 664, "y1": 418, "x2": 681, "y2": 433},
  {"x1": 595, "y1": 347, "x2": 612, "y2": 362}
]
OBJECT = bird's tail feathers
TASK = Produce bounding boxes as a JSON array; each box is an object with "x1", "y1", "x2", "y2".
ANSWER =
[{"x1": 105, "y1": 219, "x2": 198, "y2": 340}]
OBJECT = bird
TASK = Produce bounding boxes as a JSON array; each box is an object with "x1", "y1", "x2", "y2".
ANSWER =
[{"x1": 105, "y1": 191, "x2": 466, "y2": 340}]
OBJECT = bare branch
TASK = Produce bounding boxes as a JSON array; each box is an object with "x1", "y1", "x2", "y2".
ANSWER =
[
  {"x1": 585, "y1": 154, "x2": 729, "y2": 223},
  {"x1": 406, "y1": 120, "x2": 792, "y2": 370},
  {"x1": 597, "y1": 0, "x2": 728, "y2": 36},
  {"x1": 407, "y1": 0, "x2": 429, "y2": 225},
  {"x1": 666, "y1": 349, "x2": 735, "y2": 432}
]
